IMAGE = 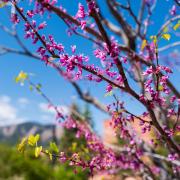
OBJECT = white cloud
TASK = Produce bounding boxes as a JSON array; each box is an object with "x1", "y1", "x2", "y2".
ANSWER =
[
  {"x1": 0, "y1": 96, "x2": 26, "y2": 126},
  {"x1": 39, "y1": 102, "x2": 69, "y2": 116},
  {"x1": 40, "y1": 114, "x2": 55, "y2": 125},
  {"x1": 41, "y1": 114, "x2": 52, "y2": 121},
  {"x1": 0, "y1": 95, "x2": 69, "y2": 126},
  {"x1": 18, "y1": 97, "x2": 30, "y2": 107},
  {"x1": 0, "y1": 95, "x2": 11, "y2": 103}
]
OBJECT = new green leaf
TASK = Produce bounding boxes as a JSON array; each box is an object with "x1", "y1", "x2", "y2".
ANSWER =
[
  {"x1": 17, "y1": 137, "x2": 27, "y2": 153},
  {"x1": 28, "y1": 134, "x2": 40, "y2": 146},
  {"x1": 50, "y1": 142, "x2": 59, "y2": 153},
  {"x1": 35, "y1": 146, "x2": 42, "y2": 158},
  {"x1": 15, "y1": 71, "x2": 28, "y2": 84},
  {"x1": 161, "y1": 33, "x2": 171, "y2": 41}
]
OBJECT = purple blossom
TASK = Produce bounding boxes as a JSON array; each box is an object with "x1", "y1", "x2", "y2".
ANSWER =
[
  {"x1": 169, "y1": 5, "x2": 176, "y2": 16},
  {"x1": 76, "y1": 3, "x2": 86, "y2": 19},
  {"x1": 38, "y1": 21, "x2": 47, "y2": 30}
]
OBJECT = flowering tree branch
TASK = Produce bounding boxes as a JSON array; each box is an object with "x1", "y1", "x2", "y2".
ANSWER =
[
  {"x1": 10, "y1": 0, "x2": 180, "y2": 157},
  {"x1": 1, "y1": 0, "x2": 180, "y2": 178}
]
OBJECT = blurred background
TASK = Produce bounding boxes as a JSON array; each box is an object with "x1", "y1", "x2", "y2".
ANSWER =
[{"x1": 0, "y1": 0, "x2": 179, "y2": 179}]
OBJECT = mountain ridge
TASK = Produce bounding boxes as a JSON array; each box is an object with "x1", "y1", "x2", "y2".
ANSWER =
[{"x1": 0, "y1": 122, "x2": 63, "y2": 145}]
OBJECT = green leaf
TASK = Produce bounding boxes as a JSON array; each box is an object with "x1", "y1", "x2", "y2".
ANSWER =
[
  {"x1": 175, "y1": 131, "x2": 180, "y2": 136},
  {"x1": 72, "y1": 142, "x2": 77, "y2": 151},
  {"x1": 163, "y1": 26, "x2": 168, "y2": 33},
  {"x1": 35, "y1": 146, "x2": 42, "y2": 158},
  {"x1": 15, "y1": 71, "x2": 28, "y2": 84},
  {"x1": 36, "y1": 83, "x2": 42, "y2": 91},
  {"x1": 161, "y1": 33, "x2": 171, "y2": 41},
  {"x1": 173, "y1": 20, "x2": 180, "y2": 31},
  {"x1": 44, "y1": 149, "x2": 53, "y2": 160},
  {"x1": 150, "y1": 35, "x2": 157, "y2": 44},
  {"x1": 49, "y1": 153, "x2": 53, "y2": 161},
  {"x1": 0, "y1": 2, "x2": 7, "y2": 8},
  {"x1": 141, "y1": 39, "x2": 147, "y2": 50},
  {"x1": 28, "y1": 134, "x2": 40, "y2": 146},
  {"x1": 50, "y1": 142, "x2": 59, "y2": 153},
  {"x1": 29, "y1": 85, "x2": 33, "y2": 91},
  {"x1": 158, "y1": 85, "x2": 164, "y2": 91},
  {"x1": 17, "y1": 137, "x2": 27, "y2": 153}
]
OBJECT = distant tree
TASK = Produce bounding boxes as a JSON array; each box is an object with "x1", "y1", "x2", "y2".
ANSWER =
[
  {"x1": 60, "y1": 103, "x2": 92, "y2": 157},
  {"x1": 82, "y1": 103, "x2": 93, "y2": 129}
]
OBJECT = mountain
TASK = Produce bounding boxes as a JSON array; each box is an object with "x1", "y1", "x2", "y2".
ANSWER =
[{"x1": 0, "y1": 122, "x2": 63, "y2": 146}]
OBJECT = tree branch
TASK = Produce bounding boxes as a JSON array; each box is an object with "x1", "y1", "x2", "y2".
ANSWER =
[{"x1": 158, "y1": 41, "x2": 180, "y2": 52}]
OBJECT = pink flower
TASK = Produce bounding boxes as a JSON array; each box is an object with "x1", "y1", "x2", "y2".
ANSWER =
[
  {"x1": 38, "y1": 21, "x2": 47, "y2": 30},
  {"x1": 142, "y1": 66, "x2": 153, "y2": 76},
  {"x1": 24, "y1": 23, "x2": 31, "y2": 31},
  {"x1": 170, "y1": 95, "x2": 176, "y2": 103},
  {"x1": 169, "y1": 5, "x2": 176, "y2": 16},
  {"x1": 80, "y1": 20, "x2": 86, "y2": 30},
  {"x1": 87, "y1": 1, "x2": 98, "y2": 14},
  {"x1": 120, "y1": 56, "x2": 127, "y2": 63},
  {"x1": 24, "y1": 31, "x2": 31, "y2": 39},
  {"x1": 106, "y1": 84, "x2": 113, "y2": 92},
  {"x1": 59, "y1": 152, "x2": 67, "y2": 163},
  {"x1": 11, "y1": 14, "x2": 20, "y2": 24},
  {"x1": 27, "y1": 10, "x2": 34, "y2": 18},
  {"x1": 71, "y1": 45, "x2": 76, "y2": 53},
  {"x1": 167, "y1": 108, "x2": 175, "y2": 117},
  {"x1": 94, "y1": 49, "x2": 107, "y2": 61},
  {"x1": 168, "y1": 153, "x2": 178, "y2": 161},
  {"x1": 56, "y1": 44, "x2": 64, "y2": 52},
  {"x1": 32, "y1": 20, "x2": 36, "y2": 28},
  {"x1": 76, "y1": 3, "x2": 86, "y2": 19},
  {"x1": 37, "y1": 47, "x2": 46, "y2": 55}
]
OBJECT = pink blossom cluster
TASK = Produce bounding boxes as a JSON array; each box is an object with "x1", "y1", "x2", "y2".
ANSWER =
[
  {"x1": 6, "y1": 0, "x2": 180, "y2": 177},
  {"x1": 60, "y1": 116, "x2": 143, "y2": 174}
]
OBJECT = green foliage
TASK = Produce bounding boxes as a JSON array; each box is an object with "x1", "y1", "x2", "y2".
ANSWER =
[
  {"x1": 141, "y1": 39, "x2": 147, "y2": 50},
  {"x1": 18, "y1": 134, "x2": 61, "y2": 161},
  {"x1": 0, "y1": 144, "x2": 88, "y2": 180},
  {"x1": 49, "y1": 142, "x2": 59, "y2": 154},
  {"x1": 36, "y1": 83, "x2": 42, "y2": 92},
  {"x1": 54, "y1": 163, "x2": 88, "y2": 180},
  {"x1": 35, "y1": 146, "x2": 42, "y2": 158},
  {"x1": 161, "y1": 33, "x2": 171, "y2": 41},
  {"x1": 15, "y1": 71, "x2": 28, "y2": 84},
  {"x1": 0, "y1": 144, "x2": 53, "y2": 180},
  {"x1": 18, "y1": 134, "x2": 43, "y2": 159},
  {"x1": 60, "y1": 103, "x2": 92, "y2": 161},
  {"x1": 17, "y1": 137, "x2": 27, "y2": 153},
  {"x1": 59, "y1": 126, "x2": 87, "y2": 157},
  {"x1": 82, "y1": 103, "x2": 93, "y2": 128},
  {"x1": 15, "y1": 102, "x2": 92, "y2": 179},
  {"x1": 173, "y1": 20, "x2": 180, "y2": 31},
  {"x1": 28, "y1": 134, "x2": 40, "y2": 147}
]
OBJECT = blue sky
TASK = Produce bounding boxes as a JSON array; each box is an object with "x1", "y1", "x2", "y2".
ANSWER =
[{"x1": 0, "y1": 0, "x2": 179, "y2": 134}]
